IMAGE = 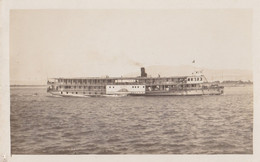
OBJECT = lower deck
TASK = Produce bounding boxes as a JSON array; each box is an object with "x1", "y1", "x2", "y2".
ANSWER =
[{"x1": 48, "y1": 85, "x2": 224, "y2": 97}]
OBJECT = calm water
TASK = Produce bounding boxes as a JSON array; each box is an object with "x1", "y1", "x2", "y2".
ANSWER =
[{"x1": 11, "y1": 86, "x2": 253, "y2": 154}]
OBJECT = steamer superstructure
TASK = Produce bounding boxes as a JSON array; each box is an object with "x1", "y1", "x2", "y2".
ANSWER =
[{"x1": 47, "y1": 67, "x2": 224, "y2": 97}]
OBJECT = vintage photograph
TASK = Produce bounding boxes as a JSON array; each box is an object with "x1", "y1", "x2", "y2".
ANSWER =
[{"x1": 10, "y1": 9, "x2": 253, "y2": 154}]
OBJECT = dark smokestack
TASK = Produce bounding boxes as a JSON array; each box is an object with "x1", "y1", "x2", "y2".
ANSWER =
[{"x1": 141, "y1": 67, "x2": 147, "y2": 77}]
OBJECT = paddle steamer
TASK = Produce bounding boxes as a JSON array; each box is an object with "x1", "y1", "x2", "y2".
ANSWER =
[{"x1": 47, "y1": 67, "x2": 224, "y2": 97}]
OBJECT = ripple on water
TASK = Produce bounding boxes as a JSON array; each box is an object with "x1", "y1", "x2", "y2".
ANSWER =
[{"x1": 11, "y1": 86, "x2": 253, "y2": 154}]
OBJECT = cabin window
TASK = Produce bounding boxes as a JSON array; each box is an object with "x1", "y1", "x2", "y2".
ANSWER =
[
  {"x1": 200, "y1": 77, "x2": 202, "y2": 81},
  {"x1": 132, "y1": 86, "x2": 134, "y2": 88},
  {"x1": 113, "y1": 86, "x2": 114, "y2": 88},
  {"x1": 188, "y1": 78, "x2": 190, "y2": 81},
  {"x1": 191, "y1": 78, "x2": 193, "y2": 81},
  {"x1": 137, "y1": 86, "x2": 139, "y2": 88},
  {"x1": 143, "y1": 86, "x2": 145, "y2": 88},
  {"x1": 89, "y1": 92, "x2": 91, "y2": 94},
  {"x1": 76, "y1": 92, "x2": 78, "y2": 94},
  {"x1": 61, "y1": 92, "x2": 63, "y2": 94},
  {"x1": 109, "y1": 86, "x2": 111, "y2": 88},
  {"x1": 66, "y1": 92, "x2": 68, "y2": 94}
]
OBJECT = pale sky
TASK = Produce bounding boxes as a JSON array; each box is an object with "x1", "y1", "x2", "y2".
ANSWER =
[{"x1": 10, "y1": 9, "x2": 252, "y2": 84}]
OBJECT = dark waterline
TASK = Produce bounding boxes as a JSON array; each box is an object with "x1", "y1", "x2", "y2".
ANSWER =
[{"x1": 11, "y1": 86, "x2": 253, "y2": 154}]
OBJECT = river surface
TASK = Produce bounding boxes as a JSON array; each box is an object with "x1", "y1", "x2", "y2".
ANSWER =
[{"x1": 11, "y1": 86, "x2": 253, "y2": 154}]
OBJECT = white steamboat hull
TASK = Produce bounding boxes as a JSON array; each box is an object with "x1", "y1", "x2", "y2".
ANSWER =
[
  {"x1": 49, "y1": 88, "x2": 223, "y2": 97},
  {"x1": 144, "y1": 89, "x2": 223, "y2": 96}
]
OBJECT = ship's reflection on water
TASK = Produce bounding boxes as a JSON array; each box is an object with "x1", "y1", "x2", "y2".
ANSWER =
[{"x1": 11, "y1": 86, "x2": 253, "y2": 154}]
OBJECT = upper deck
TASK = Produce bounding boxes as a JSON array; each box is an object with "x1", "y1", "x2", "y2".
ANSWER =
[{"x1": 47, "y1": 68, "x2": 206, "y2": 86}]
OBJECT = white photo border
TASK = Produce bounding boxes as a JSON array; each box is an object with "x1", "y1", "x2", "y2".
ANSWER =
[{"x1": 1, "y1": 0, "x2": 260, "y2": 162}]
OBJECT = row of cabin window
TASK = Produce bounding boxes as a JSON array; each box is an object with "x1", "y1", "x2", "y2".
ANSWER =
[
  {"x1": 188, "y1": 77, "x2": 202, "y2": 81},
  {"x1": 63, "y1": 86, "x2": 106, "y2": 89},
  {"x1": 132, "y1": 86, "x2": 145, "y2": 88},
  {"x1": 59, "y1": 78, "x2": 185, "y2": 84},
  {"x1": 59, "y1": 80, "x2": 113, "y2": 83},
  {"x1": 108, "y1": 86, "x2": 145, "y2": 88},
  {"x1": 61, "y1": 91, "x2": 104, "y2": 95}
]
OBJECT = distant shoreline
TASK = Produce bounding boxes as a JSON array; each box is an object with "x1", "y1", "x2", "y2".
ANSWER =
[
  {"x1": 10, "y1": 85, "x2": 47, "y2": 87},
  {"x1": 221, "y1": 84, "x2": 253, "y2": 87}
]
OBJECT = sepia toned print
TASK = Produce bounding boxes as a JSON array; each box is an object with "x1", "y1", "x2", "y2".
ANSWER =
[{"x1": 10, "y1": 9, "x2": 253, "y2": 154}]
